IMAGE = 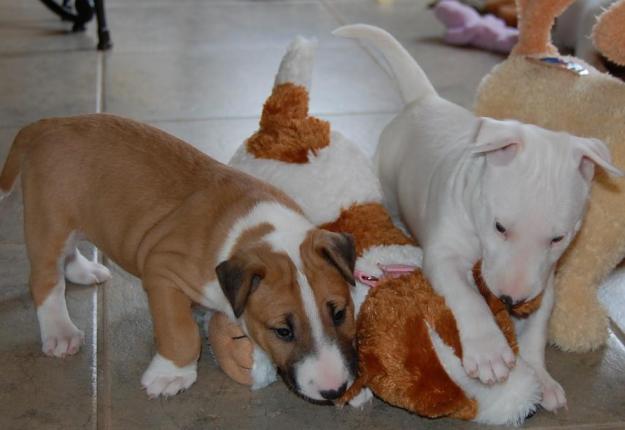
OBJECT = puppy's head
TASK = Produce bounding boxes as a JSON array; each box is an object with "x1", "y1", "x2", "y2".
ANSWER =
[
  {"x1": 216, "y1": 229, "x2": 357, "y2": 403},
  {"x1": 471, "y1": 118, "x2": 622, "y2": 305}
]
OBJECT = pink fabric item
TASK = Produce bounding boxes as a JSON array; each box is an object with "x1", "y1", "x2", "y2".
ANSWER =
[{"x1": 433, "y1": 0, "x2": 518, "y2": 53}]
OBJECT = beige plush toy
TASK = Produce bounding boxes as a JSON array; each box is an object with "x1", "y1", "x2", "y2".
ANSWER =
[{"x1": 475, "y1": 0, "x2": 625, "y2": 352}]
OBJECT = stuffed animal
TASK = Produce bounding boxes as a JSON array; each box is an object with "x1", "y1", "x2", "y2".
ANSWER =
[
  {"x1": 484, "y1": 0, "x2": 518, "y2": 27},
  {"x1": 433, "y1": 0, "x2": 518, "y2": 53},
  {"x1": 552, "y1": 0, "x2": 616, "y2": 70},
  {"x1": 206, "y1": 36, "x2": 543, "y2": 425},
  {"x1": 474, "y1": 0, "x2": 625, "y2": 352}
]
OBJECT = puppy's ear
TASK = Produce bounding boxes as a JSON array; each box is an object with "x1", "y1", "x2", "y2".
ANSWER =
[
  {"x1": 472, "y1": 117, "x2": 521, "y2": 166},
  {"x1": 216, "y1": 254, "x2": 266, "y2": 318},
  {"x1": 316, "y1": 231, "x2": 356, "y2": 286},
  {"x1": 576, "y1": 137, "x2": 623, "y2": 181}
]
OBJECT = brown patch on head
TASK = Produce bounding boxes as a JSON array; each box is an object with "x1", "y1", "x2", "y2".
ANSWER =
[
  {"x1": 246, "y1": 83, "x2": 331, "y2": 163},
  {"x1": 299, "y1": 229, "x2": 358, "y2": 372},
  {"x1": 216, "y1": 243, "x2": 314, "y2": 374},
  {"x1": 231, "y1": 222, "x2": 275, "y2": 255},
  {"x1": 321, "y1": 203, "x2": 415, "y2": 256}
]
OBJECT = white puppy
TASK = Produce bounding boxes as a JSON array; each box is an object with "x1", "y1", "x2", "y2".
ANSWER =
[{"x1": 334, "y1": 24, "x2": 622, "y2": 411}]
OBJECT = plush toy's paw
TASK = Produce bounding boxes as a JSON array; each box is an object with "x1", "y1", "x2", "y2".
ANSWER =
[
  {"x1": 208, "y1": 312, "x2": 254, "y2": 386},
  {"x1": 461, "y1": 329, "x2": 515, "y2": 384},
  {"x1": 348, "y1": 388, "x2": 373, "y2": 408},
  {"x1": 538, "y1": 372, "x2": 567, "y2": 411},
  {"x1": 141, "y1": 354, "x2": 197, "y2": 398}
]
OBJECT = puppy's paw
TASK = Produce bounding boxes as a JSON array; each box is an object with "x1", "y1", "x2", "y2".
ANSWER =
[
  {"x1": 348, "y1": 388, "x2": 373, "y2": 408},
  {"x1": 41, "y1": 324, "x2": 84, "y2": 358},
  {"x1": 141, "y1": 354, "x2": 197, "y2": 398},
  {"x1": 65, "y1": 252, "x2": 112, "y2": 285},
  {"x1": 538, "y1": 372, "x2": 566, "y2": 411},
  {"x1": 461, "y1": 330, "x2": 515, "y2": 384}
]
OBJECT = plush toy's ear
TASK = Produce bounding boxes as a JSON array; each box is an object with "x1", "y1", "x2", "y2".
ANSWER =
[
  {"x1": 593, "y1": 0, "x2": 625, "y2": 66},
  {"x1": 512, "y1": 0, "x2": 574, "y2": 56},
  {"x1": 315, "y1": 231, "x2": 356, "y2": 286},
  {"x1": 216, "y1": 254, "x2": 266, "y2": 318},
  {"x1": 472, "y1": 117, "x2": 521, "y2": 166},
  {"x1": 575, "y1": 137, "x2": 624, "y2": 181}
]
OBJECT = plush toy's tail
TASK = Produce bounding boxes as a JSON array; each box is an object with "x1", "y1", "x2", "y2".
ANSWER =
[
  {"x1": 274, "y1": 36, "x2": 316, "y2": 90},
  {"x1": 512, "y1": 0, "x2": 574, "y2": 56},
  {"x1": 244, "y1": 36, "x2": 330, "y2": 163},
  {"x1": 593, "y1": 0, "x2": 625, "y2": 66},
  {"x1": 333, "y1": 24, "x2": 436, "y2": 104}
]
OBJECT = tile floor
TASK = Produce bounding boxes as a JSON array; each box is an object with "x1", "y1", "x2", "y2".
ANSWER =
[{"x1": 1, "y1": 1, "x2": 624, "y2": 429}]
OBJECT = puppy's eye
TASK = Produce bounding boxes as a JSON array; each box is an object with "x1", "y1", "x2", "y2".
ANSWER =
[
  {"x1": 328, "y1": 303, "x2": 346, "y2": 326},
  {"x1": 551, "y1": 235, "x2": 564, "y2": 244},
  {"x1": 273, "y1": 327, "x2": 294, "y2": 342},
  {"x1": 332, "y1": 308, "x2": 346, "y2": 326},
  {"x1": 495, "y1": 222, "x2": 506, "y2": 234}
]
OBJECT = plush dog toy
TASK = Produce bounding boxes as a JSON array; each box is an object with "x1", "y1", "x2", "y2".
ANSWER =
[
  {"x1": 433, "y1": 0, "x2": 518, "y2": 53},
  {"x1": 475, "y1": 0, "x2": 625, "y2": 352},
  {"x1": 206, "y1": 36, "x2": 544, "y2": 425}
]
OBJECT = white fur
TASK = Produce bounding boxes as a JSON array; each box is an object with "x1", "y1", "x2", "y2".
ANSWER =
[
  {"x1": 250, "y1": 346, "x2": 278, "y2": 390},
  {"x1": 275, "y1": 36, "x2": 317, "y2": 89},
  {"x1": 335, "y1": 24, "x2": 620, "y2": 395},
  {"x1": 37, "y1": 279, "x2": 84, "y2": 358},
  {"x1": 65, "y1": 248, "x2": 112, "y2": 285},
  {"x1": 141, "y1": 353, "x2": 197, "y2": 398},
  {"x1": 230, "y1": 131, "x2": 383, "y2": 225},
  {"x1": 352, "y1": 244, "x2": 423, "y2": 314},
  {"x1": 429, "y1": 327, "x2": 541, "y2": 426}
]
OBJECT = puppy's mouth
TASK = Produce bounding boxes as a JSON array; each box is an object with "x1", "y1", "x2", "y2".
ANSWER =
[{"x1": 277, "y1": 368, "x2": 334, "y2": 406}]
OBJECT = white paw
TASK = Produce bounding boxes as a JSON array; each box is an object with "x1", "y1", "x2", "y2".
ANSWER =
[
  {"x1": 141, "y1": 353, "x2": 197, "y2": 398},
  {"x1": 65, "y1": 251, "x2": 112, "y2": 285},
  {"x1": 348, "y1": 387, "x2": 373, "y2": 408},
  {"x1": 539, "y1": 373, "x2": 567, "y2": 411},
  {"x1": 41, "y1": 324, "x2": 84, "y2": 358},
  {"x1": 461, "y1": 329, "x2": 515, "y2": 384}
]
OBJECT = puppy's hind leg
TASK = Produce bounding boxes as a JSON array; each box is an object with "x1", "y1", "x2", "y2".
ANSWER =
[
  {"x1": 65, "y1": 245, "x2": 111, "y2": 285},
  {"x1": 26, "y1": 228, "x2": 85, "y2": 358}
]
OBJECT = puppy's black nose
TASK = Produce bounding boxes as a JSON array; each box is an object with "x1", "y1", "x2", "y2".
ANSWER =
[
  {"x1": 320, "y1": 382, "x2": 347, "y2": 401},
  {"x1": 500, "y1": 295, "x2": 514, "y2": 309}
]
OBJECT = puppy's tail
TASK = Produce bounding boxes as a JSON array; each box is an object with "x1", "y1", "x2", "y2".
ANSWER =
[
  {"x1": 333, "y1": 24, "x2": 437, "y2": 104},
  {"x1": 0, "y1": 121, "x2": 40, "y2": 199}
]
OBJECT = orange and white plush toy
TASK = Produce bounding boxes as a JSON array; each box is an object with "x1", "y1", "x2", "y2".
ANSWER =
[
  {"x1": 207, "y1": 37, "x2": 543, "y2": 424},
  {"x1": 475, "y1": 0, "x2": 625, "y2": 352}
]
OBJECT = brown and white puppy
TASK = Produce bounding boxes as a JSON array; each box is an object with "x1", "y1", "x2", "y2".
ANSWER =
[{"x1": 0, "y1": 113, "x2": 357, "y2": 401}]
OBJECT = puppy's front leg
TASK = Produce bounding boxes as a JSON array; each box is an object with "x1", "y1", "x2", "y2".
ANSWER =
[
  {"x1": 517, "y1": 275, "x2": 566, "y2": 411},
  {"x1": 425, "y1": 253, "x2": 515, "y2": 384},
  {"x1": 141, "y1": 278, "x2": 200, "y2": 398}
]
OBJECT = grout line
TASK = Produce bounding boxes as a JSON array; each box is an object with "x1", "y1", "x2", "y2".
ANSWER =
[
  {"x1": 610, "y1": 320, "x2": 625, "y2": 347},
  {"x1": 142, "y1": 110, "x2": 398, "y2": 125}
]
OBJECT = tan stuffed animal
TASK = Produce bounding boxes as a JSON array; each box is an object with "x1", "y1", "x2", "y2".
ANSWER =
[
  {"x1": 475, "y1": 0, "x2": 625, "y2": 352},
  {"x1": 208, "y1": 36, "x2": 544, "y2": 425}
]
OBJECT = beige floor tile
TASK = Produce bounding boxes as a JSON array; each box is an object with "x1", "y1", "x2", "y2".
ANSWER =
[
  {"x1": 0, "y1": 51, "x2": 98, "y2": 128},
  {"x1": 105, "y1": 0, "x2": 350, "y2": 53},
  {"x1": 0, "y1": 244, "x2": 98, "y2": 430},
  {"x1": 104, "y1": 45, "x2": 401, "y2": 121}
]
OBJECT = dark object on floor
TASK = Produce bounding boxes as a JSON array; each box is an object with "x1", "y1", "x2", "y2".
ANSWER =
[{"x1": 38, "y1": 0, "x2": 112, "y2": 50}]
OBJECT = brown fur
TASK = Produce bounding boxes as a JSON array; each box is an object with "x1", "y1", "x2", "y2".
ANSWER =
[
  {"x1": 0, "y1": 113, "x2": 356, "y2": 371},
  {"x1": 321, "y1": 203, "x2": 415, "y2": 256},
  {"x1": 339, "y1": 263, "x2": 537, "y2": 420},
  {"x1": 246, "y1": 83, "x2": 331, "y2": 163}
]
